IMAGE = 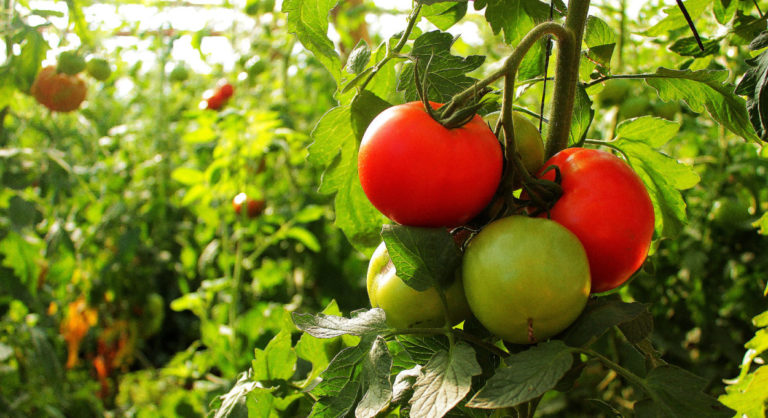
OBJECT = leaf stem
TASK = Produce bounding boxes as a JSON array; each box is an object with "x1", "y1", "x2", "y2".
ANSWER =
[
  {"x1": 444, "y1": 22, "x2": 572, "y2": 117},
  {"x1": 574, "y1": 347, "x2": 664, "y2": 407},
  {"x1": 354, "y1": 3, "x2": 422, "y2": 94},
  {"x1": 583, "y1": 73, "x2": 664, "y2": 88}
]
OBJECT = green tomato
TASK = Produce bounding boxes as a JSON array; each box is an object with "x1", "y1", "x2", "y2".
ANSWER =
[
  {"x1": 86, "y1": 58, "x2": 111, "y2": 81},
  {"x1": 462, "y1": 216, "x2": 590, "y2": 344},
  {"x1": 597, "y1": 79, "x2": 631, "y2": 107},
  {"x1": 169, "y1": 64, "x2": 190, "y2": 82},
  {"x1": 367, "y1": 242, "x2": 471, "y2": 329},
  {"x1": 710, "y1": 198, "x2": 753, "y2": 230},
  {"x1": 57, "y1": 51, "x2": 87, "y2": 75},
  {"x1": 484, "y1": 111, "x2": 545, "y2": 173}
]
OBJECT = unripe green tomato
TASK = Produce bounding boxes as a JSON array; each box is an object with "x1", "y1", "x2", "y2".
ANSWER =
[
  {"x1": 710, "y1": 198, "x2": 752, "y2": 230},
  {"x1": 597, "y1": 79, "x2": 631, "y2": 107},
  {"x1": 462, "y1": 216, "x2": 590, "y2": 344},
  {"x1": 86, "y1": 58, "x2": 111, "y2": 81},
  {"x1": 169, "y1": 65, "x2": 190, "y2": 82},
  {"x1": 619, "y1": 96, "x2": 650, "y2": 119},
  {"x1": 484, "y1": 111, "x2": 545, "y2": 173},
  {"x1": 367, "y1": 242, "x2": 472, "y2": 329},
  {"x1": 57, "y1": 51, "x2": 87, "y2": 75}
]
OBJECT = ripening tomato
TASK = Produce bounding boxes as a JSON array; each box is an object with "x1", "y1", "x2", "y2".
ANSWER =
[
  {"x1": 31, "y1": 66, "x2": 87, "y2": 112},
  {"x1": 462, "y1": 216, "x2": 590, "y2": 344},
  {"x1": 484, "y1": 111, "x2": 545, "y2": 173},
  {"x1": 205, "y1": 91, "x2": 226, "y2": 110},
  {"x1": 367, "y1": 242, "x2": 471, "y2": 329},
  {"x1": 537, "y1": 148, "x2": 654, "y2": 293},
  {"x1": 233, "y1": 193, "x2": 265, "y2": 218},
  {"x1": 358, "y1": 101, "x2": 503, "y2": 227}
]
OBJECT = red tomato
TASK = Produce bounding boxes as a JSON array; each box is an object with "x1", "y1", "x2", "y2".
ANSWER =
[
  {"x1": 537, "y1": 148, "x2": 654, "y2": 293},
  {"x1": 218, "y1": 82, "x2": 234, "y2": 99},
  {"x1": 358, "y1": 101, "x2": 503, "y2": 227},
  {"x1": 206, "y1": 92, "x2": 226, "y2": 110}
]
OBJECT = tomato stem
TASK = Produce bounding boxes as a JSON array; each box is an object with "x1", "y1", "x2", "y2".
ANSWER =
[{"x1": 544, "y1": 0, "x2": 592, "y2": 159}]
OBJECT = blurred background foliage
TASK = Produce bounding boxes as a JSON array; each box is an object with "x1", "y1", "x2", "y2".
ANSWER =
[{"x1": 0, "y1": 0, "x2": 766, "y2": 416}]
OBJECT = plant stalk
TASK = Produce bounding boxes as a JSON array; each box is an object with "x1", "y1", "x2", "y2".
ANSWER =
[{"x1": 544, "y1": 0, "x2": 592, "y2": 159}]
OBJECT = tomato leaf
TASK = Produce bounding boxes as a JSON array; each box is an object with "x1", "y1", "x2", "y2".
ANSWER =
[
  {"x1": 481, "y1": 0, "x2": 551, "y2": 46},
  {"x1": 562, "y1": 298, "x2": 650, "y2": 348},
  {"x1": 307, "y1": 91, "x2": 390, "y2": 254},
  {"x1": 310, "y1": 337, "x2": 376, "y2": 416},
  {"x1": 669, "y1": 36, "x2": 721, "y2": 58},
  {"x1": 392, "y1": 365, "x2": 422, "y2": 403},
  {"x1": 635, "y1": 365, "x2": 734, "y2": 418},
  {"x1": 584, "y1": 16, "x2": 616, "y2": 69},
  {"x1": 642, "y1": 0, "x2": 710, "y2": 37},
  {"x1": 380, "y1": 225, "x2": 462, "y2": 291},
  {"x1": 345, "y1": 40, "x2": 371, "y2": 75},
  {"x1": 397, "y1": 30, "x2": 485, "y2": 103},
  {"x1": 397, "y1": 334, "x2": 451, "y2": 366},
  {"x1": 569, "y1": 84, "x2": 594, "y2": 146},
  {"x1": 644, "y1": 68, "x2": 759, "y2": 142},
  {"x1": 719, "y1": 309, "x2": 768, "y2": 416},
  {"x1": 0, "y1": 231, "x2": 43, "y2": 296},
  {"x1": 356, "y1": 337, "x2": 393, "y2": 418},
  {"x1": 295, "y1": 301, "x2": 346, "y2": 387},
  {"x1": 251, "y1": 330, "x2": 297, "y2": 381},
  {"x1": 282, "y1": 0, "x2": 342, "y2": 84},
  {"x1": 423, "y1": 2, "x2": 468, "y2": 30},
  {"x1": 613, "y1": 116, "x2": 700, "y2": 239},
  {"x1": 292, "y1": 308, "x2": 388, "y2": 339},
  {"x1": 467, "y1": 341, "x2": 573, "y2": 409},
  {"x1": 10, "y1": 30, "x2": 48, "y2": 93},
  {"x1": 214, "y1": 372, "x2": 265, "y2": 418},
  {"x1": 409, "y1": 342, "x2": 481, "y2": 418}
]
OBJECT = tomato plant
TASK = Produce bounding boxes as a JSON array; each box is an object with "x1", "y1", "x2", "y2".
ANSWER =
[
  {"x1": 366, "y1": 242, "x2": 471, "y2": 329},
  {"x1": 537, "y1": 148, "x2": 654, "y2": 293},
  {"x1": 358, "y1": 101, "x2": 503, "y2": 227},
  {"x1": 30, "y1": 66, "x2": 87, "y2": 112},
  {"x1": 462, "y1": 216, "x2": 590, "y2": 344}
]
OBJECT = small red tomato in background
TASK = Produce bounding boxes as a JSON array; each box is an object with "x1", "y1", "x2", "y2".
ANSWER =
[
  {"x1": 202, "y1": 81, "x2": 234, "y2": 111},
  {"x1": 217, "y1": 81, "x2": 234, "y2": 99},
  {"x1": 205, "y1": 91, "x2": 226, "y2": 110},
  {"x1": 537, "y1": 147, "x2": 654, "y2": 293},
  {"x1": 358, "y1": 101, "x2": 503, "y2": 227},
  {"x1": 233, "y1": 193, "x2": 265, "y2": 218}
]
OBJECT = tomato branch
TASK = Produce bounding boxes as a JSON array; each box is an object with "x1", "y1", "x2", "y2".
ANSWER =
[
  {"x1": 353, "y1": 3, "x2": 422, "y2": 95},
  {"x1": 583, "y1": 73, "x2": 666, "y2": 88}
]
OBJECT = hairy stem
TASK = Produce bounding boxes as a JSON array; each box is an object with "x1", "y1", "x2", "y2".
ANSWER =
[{"x1": 544, "y1": 0, "x2": 591, "y2": 159}]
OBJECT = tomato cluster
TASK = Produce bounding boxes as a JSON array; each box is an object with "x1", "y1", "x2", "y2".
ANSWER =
[
  {"x1": 204, "y1": 80, "x2": 235, "y2": 110},
  {"x1": 360, "y1": 103, "x2": 654, "y2": 345}
]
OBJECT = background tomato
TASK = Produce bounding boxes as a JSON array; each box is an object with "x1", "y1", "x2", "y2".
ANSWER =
[
  {"x1": 537, "y1": 148, "x2": 654, "y2": 293},
  {"x1": 483, "y1": 111, "x2": 545, "y2": 173},
  {"x1": 169, "y1": 64, "x2": 190, "y2": 82},
  {"x1": 86, "y1": 57, "x2": 112, "y2": 81},
  {"x1": 57, "y1": 51, "x2": 86, "y2": 75},
  {"x1": 358, "y1": 101, "x2": 503, "y2": 227},
  {"x1": 462, "y1": 216, "x2": 590, "y2": 344},
  {"x1": 233, "y1": 193, "x2": 265, "y2": 218},
  {"x1": 367, "y1": 242, "x2": 471, "y2": 329},
  {"x1": 597, "y1": 78, "x2": 631, "y2": 106},
  {"x1": 30, "y1": 66, "x2": 87, "y2": 112},
  {"x1": 217, "y1": 81, "x2": 234, "y2": 99}
]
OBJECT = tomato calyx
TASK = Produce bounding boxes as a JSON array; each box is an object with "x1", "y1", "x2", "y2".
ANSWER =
[{"x1": 412, "y1": 57, "x2": 492, "y2": 130}]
